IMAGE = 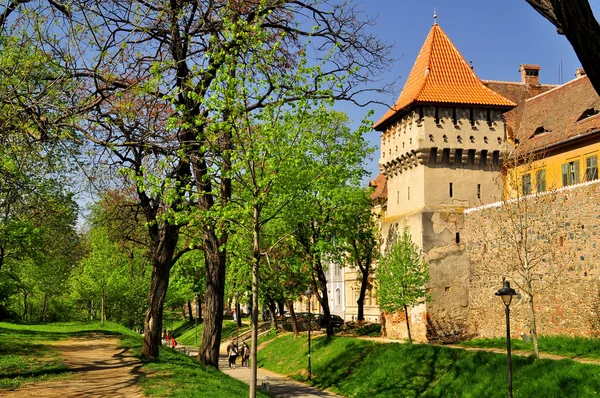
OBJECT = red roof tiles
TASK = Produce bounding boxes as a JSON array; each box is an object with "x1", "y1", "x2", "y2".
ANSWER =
[
  {"x1": 511, "y1": 75, "x2": 600, "y2": 153},
  {"x1": 374, "y1": 24, "x2": 515, "y2": 130}
]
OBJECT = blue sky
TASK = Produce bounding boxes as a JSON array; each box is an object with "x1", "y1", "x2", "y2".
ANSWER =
[{"x1": 344, "y1": 0, "x2": 598, "y2": 179}]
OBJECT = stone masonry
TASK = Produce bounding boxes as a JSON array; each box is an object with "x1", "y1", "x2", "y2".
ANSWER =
[{"x1": 464, "y1": 181, "x2": 600, "y2": 338}]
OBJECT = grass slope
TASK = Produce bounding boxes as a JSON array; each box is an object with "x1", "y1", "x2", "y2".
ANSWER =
[
  {"x1": 460, "y1": 335, "x2": 600, "y2": 360},
  {"x1": 175, "y1": 319, "x2": 251, "y2": 347},
  {"x1": 257, "y1": 333, "x2": 600, "y2": 398},
  {"x1": 0, "y1": 321, "x2": 268, "y2": 397}
]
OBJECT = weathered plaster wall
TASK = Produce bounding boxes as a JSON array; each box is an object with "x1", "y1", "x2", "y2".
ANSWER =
[{"x1": 465, "y1": 181, "x2": 600, "y2": 338}]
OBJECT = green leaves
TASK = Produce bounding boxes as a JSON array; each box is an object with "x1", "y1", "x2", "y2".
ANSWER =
[{"x1": 376, "y1": 225, "x2": 430, "y2": 313}]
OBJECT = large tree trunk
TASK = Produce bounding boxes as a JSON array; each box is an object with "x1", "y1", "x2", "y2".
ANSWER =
[
  {"x1": 288, "y1": 300, "x2": 299, "y2": 337},
  {"x1": 141, "y1": 222, "x2": 180, "y2": 359},
  {"x1": 526, "y1": 0, "x2": 600, "y2": 97},
  {"x1": 277, "y1": 301, "x2": 285, "y2": 319},
  {"x1": 357, "y1": 267, "x2": 369, "y2": 322},
  {"x1": 314, "y1": 259, "x2": 334, "y2": 337},
  {"x1": 199, "y1": 230, "x2": 227, "y2": 367},
  {"x1": 141, "y1": 259, "x2": 171, "y2": 358}
]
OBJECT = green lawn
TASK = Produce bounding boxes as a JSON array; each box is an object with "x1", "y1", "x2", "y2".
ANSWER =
[
  {"x1": 0, "y1": 321, "x2": 136, "y2": 389},
  {"x1": 175, "y1": 319, "x2": 251, "y2": 347},
  {"x1": 257, "y1": 333, "x2": 600, "y2": 397},
  {"x1": 459, "y1": 334, "x2": 600, "y2": 360},
  {"x1": 0, "y1": 321, "x2": 268, "y2": 397}
]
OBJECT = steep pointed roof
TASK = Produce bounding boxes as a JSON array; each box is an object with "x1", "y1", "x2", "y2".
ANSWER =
[{"x1": 374, "y1": 24, "x2": 515, "y2": 130}]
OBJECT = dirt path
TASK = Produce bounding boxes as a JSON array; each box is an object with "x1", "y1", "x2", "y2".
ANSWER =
[{"x1": 0, "y1": 334, "x2": 144, "y2": 398}]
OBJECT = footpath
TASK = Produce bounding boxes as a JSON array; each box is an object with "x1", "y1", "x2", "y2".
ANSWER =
[{"x1": 178, "y1": 341, "x2": 342, "y2": 398}]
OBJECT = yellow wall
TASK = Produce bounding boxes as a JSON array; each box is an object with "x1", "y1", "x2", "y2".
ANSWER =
[{"x1": 506, "y1": 142, "x2": 600, "y2": 197}]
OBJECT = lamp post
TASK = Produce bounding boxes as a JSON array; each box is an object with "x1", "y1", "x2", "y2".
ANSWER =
[
  {"x1": 495, "y1": 280, "x2": 518, "y2": 398},
  {"x1": 234, "y1": 292, "x2": 240, "y2": 345},
  {"x1": 305, "y1": 286, "x2": 314, "y2": 381}
]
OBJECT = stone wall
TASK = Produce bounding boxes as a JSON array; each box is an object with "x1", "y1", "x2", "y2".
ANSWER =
[{"x1": 464, "y1": 181, "x2": 600, "y2": 338}]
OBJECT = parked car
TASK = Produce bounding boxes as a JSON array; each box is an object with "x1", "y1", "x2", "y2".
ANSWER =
[{"x1": 316, "y1": 314, "x2": 344, "y2": 328}]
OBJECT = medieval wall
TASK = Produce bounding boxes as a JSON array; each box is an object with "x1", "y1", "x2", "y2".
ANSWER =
[{"x1": 464, "y1": 181, "x2": 600, "y2": 338}]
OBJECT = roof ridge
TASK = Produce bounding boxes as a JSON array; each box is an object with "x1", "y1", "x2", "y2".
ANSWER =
[{"x1": 525, "y1": 75, "x2": 587, "y2": 102}]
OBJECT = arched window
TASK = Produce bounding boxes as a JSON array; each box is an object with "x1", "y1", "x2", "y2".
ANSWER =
[{"x1": 335, "y1": 288, "x2": 341, "y2": 306}]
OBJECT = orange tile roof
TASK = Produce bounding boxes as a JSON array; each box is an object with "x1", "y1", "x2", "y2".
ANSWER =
[{"x1": 374, "y1": 24, "x2": 516, "y2": 130}]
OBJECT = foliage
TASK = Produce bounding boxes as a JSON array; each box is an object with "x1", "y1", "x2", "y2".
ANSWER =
[
  {"x1": 376, "y1": 225, "x2": 430, "y2": 313},
  {"x1": 258, "y1": 333, "x2": 600, "y2": 397}
]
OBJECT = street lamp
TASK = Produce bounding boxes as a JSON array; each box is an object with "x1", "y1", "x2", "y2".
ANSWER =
[
  {"x1": 305, "y1": 286, "x2": 314, "y2": 381},
  {"x1": 495, "y1": 280, "x2": 518, "y2": 398},
  {"x1": 234, "y1": 292, "x2": 240, "y2": 345}
]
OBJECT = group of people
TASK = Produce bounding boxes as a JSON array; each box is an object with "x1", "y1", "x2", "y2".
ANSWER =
[
  {"x1": 162, "y1": 328, "x2": 177, "y2": 349},
  {"x1": 226, "y1": 340, "x2": 250, "y2": 368}
]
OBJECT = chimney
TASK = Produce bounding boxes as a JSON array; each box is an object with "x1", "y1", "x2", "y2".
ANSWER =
[
  {"x1": 575, "y1": 68, "x2": 586, "y2": 78},
  {"x1": 519, "y1": 64, "x2": 540, "y2": 86}
]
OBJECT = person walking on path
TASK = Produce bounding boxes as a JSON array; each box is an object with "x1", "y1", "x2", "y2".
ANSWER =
[
  {"x1": 241, "y1": 341, "x2": 250, "y2": 368},
  {"x1": 170, "y1": 335, "x2": 177, "y2": 349},
  {"x1": 227, "y1": 341, "x2": 239, "y2": 368}
]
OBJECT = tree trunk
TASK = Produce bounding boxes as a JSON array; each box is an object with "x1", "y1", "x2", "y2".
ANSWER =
[
  {"x1": 236, "y1": 301, "x2": 242, "y2": 327},
  {"x1": 187, "y1": 300, "x2": 193, "y2": 322},
  {"x1": 141, "y1": 259, "x2": 171, "y2": 358},
  {"x1": 277, "y1": 301, "x2": 285, "y2": 319},
  {"x1": 268, "y1": 300, "x2": 279, "y2": 331},
  {"x1": 526, "y1": 0, "x2": 600, "y2": 98},
  {"x1": 404, "y1": 304, "x2": 412, "y2": 344},
  {"x1": 314, "y1": 260, "x2": 334, "y2": 337},
  {"x1": 288, "y1": 300, "x2": 299, "y2": 337},
  {"x1": 101, "y1": 288, "x2": 105, "y2": 325},
  {"x1": 40, "y1": 293, "x2": 47, "y2": 322},
  {"x1": 23, "y1": 291, "x2": 28, "y2": 322},
  {"x1": 249, "y1": 208, "x2": 261, "y2": 398},
  {"x1": 357, "y1": 267, "x2": 369, "y2": 322},
  {"x1": 197, "y1": 295, "x2": 203, "y2": 321},
  {"x1": 528, "y1": 294, "x2": 539, "y2": 359},
  {"x1": 199, "y1": 230, "x2": 226, "y2": 367}
]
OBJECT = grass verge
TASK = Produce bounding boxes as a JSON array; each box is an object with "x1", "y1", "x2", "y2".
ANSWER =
[
  {"x1": 257, "y1": 333, "x2": 600, "y2": 397},
  {"x1": 0, "y1": 321, "x2": 268, "y2": 397},
  {"x1": 459, "y1": 334, "x2": 600, "y2": 360}
]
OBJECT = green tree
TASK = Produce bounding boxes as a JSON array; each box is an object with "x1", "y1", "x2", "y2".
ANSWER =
[
  {"x1": 49, "y1": 0, "x2": 393, "y2": 365},
  {"x1": 338, "y1": 187, "x2": 379, "y2": 322},
  {"x1": 376, "y1": 225, "x2": 430, "y2": 344}
]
